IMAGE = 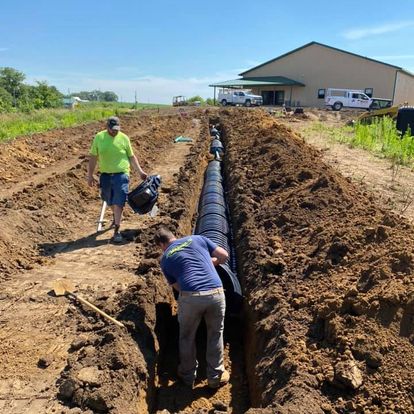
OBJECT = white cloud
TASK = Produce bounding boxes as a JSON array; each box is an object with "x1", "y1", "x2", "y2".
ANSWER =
[
  {"x1": 343, "y1": 21, "x2": 414, "y2": 40},
  {"x1": 26, "y1": 66, "x2": 253, "y2": 104}
]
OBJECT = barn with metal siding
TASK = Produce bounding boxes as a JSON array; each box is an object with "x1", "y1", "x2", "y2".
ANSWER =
[{"x1": 210, "y1": 41, "x2": 414, "y2": 107}]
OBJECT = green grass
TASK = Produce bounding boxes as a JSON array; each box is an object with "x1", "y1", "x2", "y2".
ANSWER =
[
  {"x1": 305, "y1": 117, "x2": 414, "y2": 167},
  {"x1": 0, "y1": 102, "x2": 167, "y2": 142}
]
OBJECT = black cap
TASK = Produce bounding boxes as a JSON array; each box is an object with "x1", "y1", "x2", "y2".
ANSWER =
[{"x1": 107, "y1": 116, "x2": 120, "y2": 131}]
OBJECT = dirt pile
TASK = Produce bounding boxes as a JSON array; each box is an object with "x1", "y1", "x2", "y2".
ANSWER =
[
  {"x1": 54, "y1": 117, "x2": 212, "y2": 413},
  {"x1": 221, "y1": 108, "x2": 414, "y2": 413},
  {"x1": 0, "y1": 114, "x2": 191, "y2": 280},
  {"x1": 4, "y1": 107, "x2": 413, "y2": 413}
]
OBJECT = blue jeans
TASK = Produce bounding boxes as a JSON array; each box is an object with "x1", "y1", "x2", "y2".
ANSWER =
[
  {"x1": 99, "y1": 173, "x2": 129, "y2": 206},
  {"x1": 177, "y1": 288, "x2": 226, "y2": 383}
]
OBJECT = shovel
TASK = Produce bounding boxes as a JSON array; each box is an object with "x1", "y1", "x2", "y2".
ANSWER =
[
  {"x1": 52, "y1": 279, "x2": 125, "y2": 329},
  {"x1": 96, "y1": 201, "x2": 108, "y2": 232}
]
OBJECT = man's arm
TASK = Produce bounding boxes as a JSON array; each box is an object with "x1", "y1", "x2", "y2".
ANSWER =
[
  {"x1": 211, "y1": 246, "x2": 229, "y2": 266},
  {"x1": 87, "y1": 155, "x2": 98, "y2": 187},
  {"x1": 129, "y1": 155, "x2": 148, "y2": 180},
  {"x1": 171, "y1": 282, "x2": 180, "y2": 292}
]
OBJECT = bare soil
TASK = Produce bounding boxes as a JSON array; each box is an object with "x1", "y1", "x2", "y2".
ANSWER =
[
  {"x1": 221, "y1": 108, "x2": 414, "y2": 413},
  {"x1": 1, "y1": 107, "x2": 413, "y2": 414},
  {"x1": 281, "y1": 108, "x2": 414, "y2": 222}
]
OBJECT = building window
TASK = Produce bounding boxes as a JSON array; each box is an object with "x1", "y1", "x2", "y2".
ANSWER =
[
  {"x1": 365, "y1": 88, "x2": 373, "y2": 97},
  {"x1": 318, "y1": 88, "x2": 325, "y2": 99}
]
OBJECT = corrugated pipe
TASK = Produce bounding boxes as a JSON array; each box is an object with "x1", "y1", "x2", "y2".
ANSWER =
[{"x1": 194, "y1": 141, "x2": 242, "y2": 314}]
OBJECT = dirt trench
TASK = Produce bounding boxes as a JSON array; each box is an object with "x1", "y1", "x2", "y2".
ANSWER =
[
  {"x1": 0, "y1": 109, "x2": 251, "y2": 414},
  {"x1": 1, "y1": 107, "x2": 414, "y2": 414},
  {"x1": 219, "y1": 108, "x2": 414, "y2": 413}
]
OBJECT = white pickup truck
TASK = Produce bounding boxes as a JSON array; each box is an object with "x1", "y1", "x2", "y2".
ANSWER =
[
  {"x1": 218, "y1": 90, "x2": 263, "y2": 107},
  {"x1": 325, "y1": 88, "x2": 373, "y2": 111}
]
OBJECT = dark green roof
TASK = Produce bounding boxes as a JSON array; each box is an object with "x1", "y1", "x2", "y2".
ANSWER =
[
  {"x1": 240, "y1": 41, "x2": 414, "y2": 77},
  {"x1": 209, "y1": 76, "x2": 304, "y2": 88}
]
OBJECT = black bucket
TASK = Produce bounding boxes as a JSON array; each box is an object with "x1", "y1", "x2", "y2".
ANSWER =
[{"x1": 396, "y1": 107, "x2": 414, "y2": 135}]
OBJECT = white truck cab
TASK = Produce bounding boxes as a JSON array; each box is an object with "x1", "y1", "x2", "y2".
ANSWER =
[
  {"x1": 218, "y1": 89, "x2": 263, "y2": 107},
  {"x1": 325, "y1": 88, "x2": 372, "y2": 111}
]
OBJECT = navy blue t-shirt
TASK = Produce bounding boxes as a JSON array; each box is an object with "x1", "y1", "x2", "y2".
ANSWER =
[{"x1": 160, "y1": 235, "x2": 223, "y2": 292}]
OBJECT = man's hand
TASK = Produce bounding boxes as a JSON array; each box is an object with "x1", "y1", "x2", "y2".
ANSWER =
[
  {"x1": 87, "y1": 175, "x2": 98, "y2": 187},
  {"x1": 139, "y1": 171, "x2": 148, "y2": 180},
  {"x1": 211, "y1": 246, "x2": 229, "y2": 266}
]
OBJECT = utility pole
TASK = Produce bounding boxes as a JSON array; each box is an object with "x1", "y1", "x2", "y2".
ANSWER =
[{"x1": 134, "y1": 89, "x2": 137, "y2": 109}]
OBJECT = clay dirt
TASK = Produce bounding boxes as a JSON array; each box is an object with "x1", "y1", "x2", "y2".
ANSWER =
[{"x1": 0, "y1": 107, "x2": 413, "y2": 414}]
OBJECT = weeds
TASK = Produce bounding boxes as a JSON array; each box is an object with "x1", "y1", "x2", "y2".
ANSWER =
[
  {"x1": 0, "y1": 102, "x2": 165, "y2": 142},
  {"x1": 305, "y1": 117, "x2": 414, "y2": 167}
]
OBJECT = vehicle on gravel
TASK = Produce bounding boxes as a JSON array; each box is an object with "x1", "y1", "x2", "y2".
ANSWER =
[
  {"x1": 218, "y1": 89, "x2": 263, "y2": 107},
  {"x1": 325, "y1": 88, "x2": 373, "y2": 111},
  {"x1": 172, "y1": 95, "x2": 188, "y2": 106}
]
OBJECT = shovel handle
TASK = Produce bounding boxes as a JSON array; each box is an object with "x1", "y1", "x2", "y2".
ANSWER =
[
  {"x1": 70, "y1": 293, "x2": 126, "y2": 329},
  {"x1": 97, "y1": 201, "x2": 107, "y2": 232}
]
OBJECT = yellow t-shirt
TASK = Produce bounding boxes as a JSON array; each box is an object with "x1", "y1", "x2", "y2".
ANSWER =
[{"x1": 89, "y1": 130, "x2": 134, "y2": 174}]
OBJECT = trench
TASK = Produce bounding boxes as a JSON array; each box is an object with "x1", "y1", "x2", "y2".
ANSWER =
[
  {"x1": 150, "y1": 119, "x2": 252, "y2": 413},
  {"x1": 2, "y1": 108, "x2": 412, "y2": 413}
]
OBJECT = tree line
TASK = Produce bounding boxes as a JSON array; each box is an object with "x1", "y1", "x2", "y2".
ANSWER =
[
  {"x1": 0, "y1": 67, "x2": 119, "y2": 113},
  {"x1": 186, "y1": 95, "x2": 215, "y2": 106}
]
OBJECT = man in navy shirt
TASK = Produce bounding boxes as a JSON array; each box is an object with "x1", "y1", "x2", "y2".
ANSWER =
[{"x1": 154, "y1": 227, "x2": 230, "y2": 389}]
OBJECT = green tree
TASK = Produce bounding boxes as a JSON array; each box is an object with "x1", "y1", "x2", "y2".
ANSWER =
[
  {"x1": 0, "y1": 87, "x2": 13, "y2": 112},
  {"x1": 103, "y1": 91, "x2": 118, "y2": 102},
  {"x1": 206, "y1": 98, "x2": 216, "y2": 106},
  {"x1": 0, "y1": 67, "x2": 26, "y2": 106},
  {"x1": 28, "y1": 81, "x2": 63, "y2": 109},
  {"x1": 71, "y1": 91, "x2": 91, "y2": 101},
  {"x1": 16, "y1": 84, "x2": 35, "y2": 112},
  {"x1": 71, "y1": 90, "x2": 118, "y2": 102},
  {"x1": 187, "y1": 95, "x2": 205, "y2": 104},
  {"x1": 32, "y1": 81, "x2": 63, "y2": 108}
]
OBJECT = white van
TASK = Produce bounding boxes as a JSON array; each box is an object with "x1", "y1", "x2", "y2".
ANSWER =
[{"x1": 325, "y1": 88, "x2": 372, "y2": 111}]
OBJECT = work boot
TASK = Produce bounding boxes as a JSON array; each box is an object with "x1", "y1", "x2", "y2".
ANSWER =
[
  {"x1": 207, "y1": 369, "x2": 230, "y2": 389},
  {"x1": 177, "y1": 373, "x2": 194, "y2": 389},
  {"x1": 113, "y1": 232, "x2": 123, "y2": 243},
  {"x1": 112, "y1": 225, "x2": 123, "y2": 243}
]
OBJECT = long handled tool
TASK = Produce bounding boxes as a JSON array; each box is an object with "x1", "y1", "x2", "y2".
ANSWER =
[
  {"x1": 96, "y1": 201, "x2": 107, "y2": 232},
  {"x1": 52, "y1": 279, "x2": 125, "y2": 329}
]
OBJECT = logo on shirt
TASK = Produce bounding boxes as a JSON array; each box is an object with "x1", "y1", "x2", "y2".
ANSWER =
[{"x1": 167, "y1": 238, "x2": 193, "y2": 257}]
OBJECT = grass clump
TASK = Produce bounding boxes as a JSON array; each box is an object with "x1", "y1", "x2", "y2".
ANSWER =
[
  {"x1": 0, "y1": 102, "x2": 166, "y2": 142},
  {"x1": 305, "y1": 117, "x2": 414, "y2": 167},
  {"x1": 353, "y1": 117, "x2": 414, "y2": 165}
]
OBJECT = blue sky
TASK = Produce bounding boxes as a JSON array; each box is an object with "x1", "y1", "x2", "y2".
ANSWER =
[{"x1": 1, "y1": 0, "x2": 414, "y2": 103}]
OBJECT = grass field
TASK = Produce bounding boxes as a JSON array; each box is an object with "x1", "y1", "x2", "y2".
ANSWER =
[
  {"x1": 305, "y1": 117, "x2": 414, "y2": 167},
  {"x1": 0, "y1": 102, "x2": 167, "y2": 142}
]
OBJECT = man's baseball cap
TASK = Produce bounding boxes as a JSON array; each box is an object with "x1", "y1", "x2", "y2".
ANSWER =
[{"x1": 107, "y1": 116, "x2": 120, "y2": 131}]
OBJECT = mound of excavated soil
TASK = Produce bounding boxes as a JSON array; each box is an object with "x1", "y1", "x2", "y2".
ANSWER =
[
  {"x1": 3, "y1": 107, "x2": 413, "y2": 414},
  {"x1": 0, "y1": 114, "x2": 191, "y2": 280},
  {"x1": 221, "y1": 108, "x2": 414, "y2": 413},
  {"x1": 55, "y1": 118, "x2": 213, "y2": 413}
]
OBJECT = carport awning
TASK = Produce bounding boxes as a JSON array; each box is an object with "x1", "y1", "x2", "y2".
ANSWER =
[{"x1": 209, "y1": 76, "x2": 305, "y2": 87}]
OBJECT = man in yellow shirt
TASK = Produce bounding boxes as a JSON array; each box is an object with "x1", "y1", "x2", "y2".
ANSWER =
[{"x1": 88, "y1": 116, "x2": 147, "y2": 243}]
